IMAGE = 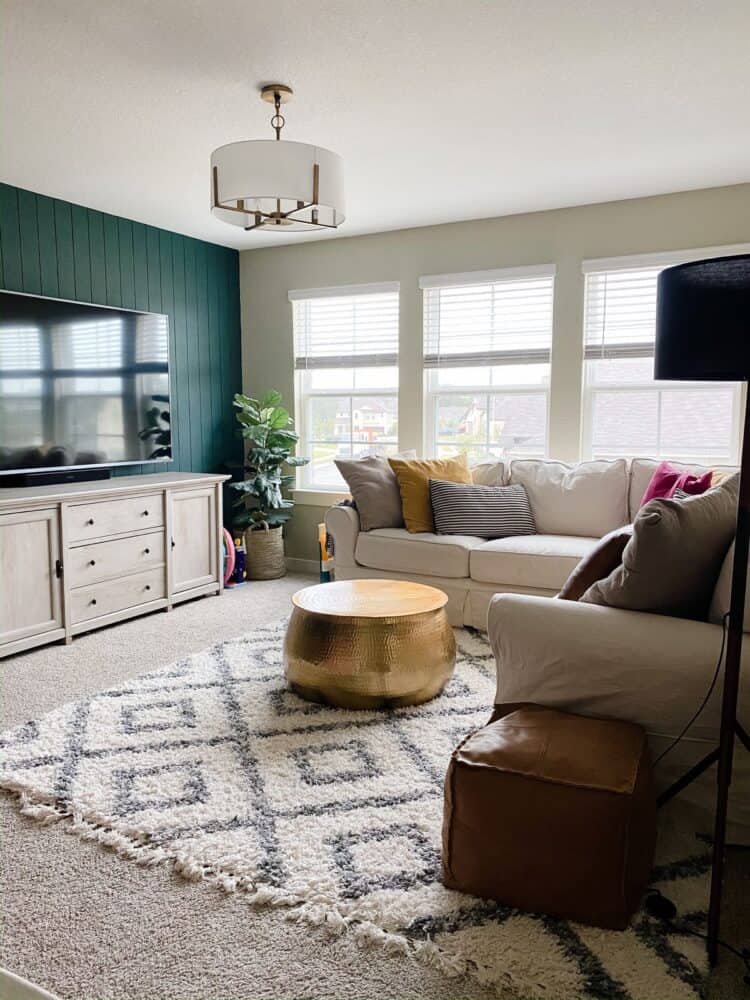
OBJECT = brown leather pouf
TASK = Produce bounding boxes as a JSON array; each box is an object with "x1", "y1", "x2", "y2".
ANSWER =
[{"x1": 442, "y1": 703, "x2": 656, "y2": 929}]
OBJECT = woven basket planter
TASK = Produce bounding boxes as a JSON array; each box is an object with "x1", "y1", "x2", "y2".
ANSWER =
[{"x1": 245, "y1": 523, "x2": 286, "y2": 580}]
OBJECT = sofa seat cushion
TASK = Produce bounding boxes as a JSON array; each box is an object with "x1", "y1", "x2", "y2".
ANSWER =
[
  {"x1": 470, "y1": 534, "x2": 599, "y2": 590},
  {"x1": 355, "y1": 528, "x2": 484, "y2": 578}
]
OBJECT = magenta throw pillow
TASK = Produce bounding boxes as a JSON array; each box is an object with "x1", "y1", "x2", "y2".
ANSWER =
[{"x1": 640, "y1": 461, "x2": 713, "y2": 508}]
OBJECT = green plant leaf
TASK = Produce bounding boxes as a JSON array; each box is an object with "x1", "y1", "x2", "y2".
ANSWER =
[
  {"x1": 260, "y1": 389, "x2": 282, "y2": 408},
  {"x1": 269, "y1": 407, "x2": 290, "y2": 429}
]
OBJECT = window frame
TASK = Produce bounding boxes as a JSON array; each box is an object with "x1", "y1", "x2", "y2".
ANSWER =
[
  {"x1": 420, "y1": 264, "x2": 555, "y2": 461},
  {"x1": 580, "y1": 245, "x2": 750, "y2": 465},
  {"x1": 290, "y1": 282, "x2": 400, "y2": 493}
]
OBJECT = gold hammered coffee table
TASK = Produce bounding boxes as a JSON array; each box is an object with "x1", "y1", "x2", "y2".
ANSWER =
[{"x1": 283, "y1": 579, "x2": 456, "y2": 709}]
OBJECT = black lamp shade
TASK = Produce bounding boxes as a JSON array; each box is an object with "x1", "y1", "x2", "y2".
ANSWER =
[{"x1": 655, "y1": 254, "x2": 750, "y2": 381}]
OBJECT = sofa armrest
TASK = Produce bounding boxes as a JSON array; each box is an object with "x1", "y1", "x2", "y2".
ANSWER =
[
  {"x1": 324, "y1": 504, "x2": 360, "y2": 569},
  {"x1": 488, "y1": 594, "x2": 749, "y2": 742}
]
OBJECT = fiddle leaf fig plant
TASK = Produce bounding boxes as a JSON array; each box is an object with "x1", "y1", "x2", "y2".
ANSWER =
[{"x1": 230, "y1": 390, "x2": 309, "y2": 531}]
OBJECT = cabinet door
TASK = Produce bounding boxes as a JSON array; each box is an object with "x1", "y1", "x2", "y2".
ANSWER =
[
  {"x1": 169, "y1": 487, "x2": 218, "y2": 594},
  {"x1": 0, "y1": 508, "x2": 63, "y2": 646}
]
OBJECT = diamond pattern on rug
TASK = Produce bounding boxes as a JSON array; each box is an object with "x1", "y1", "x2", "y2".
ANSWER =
[{"x1": 0, "y1": 622, "x2": 708, "y2": 1000}]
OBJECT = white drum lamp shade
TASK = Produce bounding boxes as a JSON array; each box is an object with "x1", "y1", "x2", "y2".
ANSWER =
[{"x1": 211, "y1": 139, "x2": 345, "y2": 231}]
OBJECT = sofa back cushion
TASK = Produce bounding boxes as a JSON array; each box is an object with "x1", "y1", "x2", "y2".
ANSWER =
[
  {"x1": 509, "y1": 459, "x2": 629, "y2": 538},
  {"x1": 628, "y1": 459, "x2": 736, "y2": 520},
  {"x1": 470, "y1": 460, "x2": 506, "y2": 487}
]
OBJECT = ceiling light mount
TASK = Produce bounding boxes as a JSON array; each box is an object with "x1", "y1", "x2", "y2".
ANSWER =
[
  {"x1": 260, "y1": 84, "x2": 293, "y2": 139},
  {"x1": 210, "y1": 83, "x2": 345, "y2": 234}
]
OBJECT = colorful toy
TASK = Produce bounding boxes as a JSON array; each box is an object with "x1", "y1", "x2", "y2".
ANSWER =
[
  {"x1": 230, "y1": 535, "x2": 247, "y2": 586},
  {"x1": 222, "y1": 528, "x2": 236, "y2": 586}
]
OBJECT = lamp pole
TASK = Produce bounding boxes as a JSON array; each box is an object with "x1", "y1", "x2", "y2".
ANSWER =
[{"x1": 707, "y1": 383, "x2": 750, "y2": 964}]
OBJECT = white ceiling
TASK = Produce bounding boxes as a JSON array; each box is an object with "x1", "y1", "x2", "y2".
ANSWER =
[{"x1": 3, "y1": 0, "x2": 749, "y2": 250}]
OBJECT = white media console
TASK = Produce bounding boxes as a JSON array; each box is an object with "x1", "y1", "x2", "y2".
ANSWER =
[{"x1": 0, "y1": 472, "x2": 229, "y2": 658}]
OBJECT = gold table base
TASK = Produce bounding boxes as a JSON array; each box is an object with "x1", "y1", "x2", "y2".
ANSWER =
[{"x1": 283, "y1": 580, "x2": 456, "y2": 709}]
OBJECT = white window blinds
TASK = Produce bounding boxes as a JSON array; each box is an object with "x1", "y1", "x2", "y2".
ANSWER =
[
  {"x1": 583, "y1": 244, "x2": 750, "y2": 362},
  {"x1": 421, "y1": 265, "x2": 555, "y2": 369},
  {"x1": 583, "y1": 267, "x2": 663, "y2": 361},
  {"x1": 289, "y1": 282, "x2": 399, "y2": 370}
]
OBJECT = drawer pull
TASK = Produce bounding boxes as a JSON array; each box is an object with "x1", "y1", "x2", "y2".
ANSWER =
[
  {"x1": 87, "y1": 518, "x2": 95, "y2": 526},
  {"x1": 144, "y1": 547, "x2": 150, "y2": 555},
  {"x1": 90, "y1": 598, "x2": 97, "y2": 606},
  {"x1": 145, "y1": 584, "x2": 151, "y2": 591},
  {"x1": 89, "y1": 559, "x2": 96, "y2": 567},
  {"x1": 142, "y1": 510, "x2": 149, "y2": 516}
]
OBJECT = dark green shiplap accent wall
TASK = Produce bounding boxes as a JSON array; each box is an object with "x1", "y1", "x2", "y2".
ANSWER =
[{"x1": 0, "y1": 183, "x2": 241, "y2": 476}]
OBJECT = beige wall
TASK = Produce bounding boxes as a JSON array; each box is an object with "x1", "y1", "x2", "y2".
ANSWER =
[{"x1": 240, "y1": 183, "x2": 750, "y2": 561}]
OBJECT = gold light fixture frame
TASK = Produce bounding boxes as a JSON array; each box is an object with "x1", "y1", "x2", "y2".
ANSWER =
[{"x1": 211, "y1": 83, "x2": 338, "y2": 233}]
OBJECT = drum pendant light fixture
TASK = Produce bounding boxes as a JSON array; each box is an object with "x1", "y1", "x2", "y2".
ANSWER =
[{"x1": 210, "y1": 84, "x2": 345, "y2": 233}]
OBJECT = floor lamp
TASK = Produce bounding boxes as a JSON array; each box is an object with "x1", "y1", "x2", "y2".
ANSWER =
[{"x1": 654, "y1": 253, "x2": 750, "y2": 965}]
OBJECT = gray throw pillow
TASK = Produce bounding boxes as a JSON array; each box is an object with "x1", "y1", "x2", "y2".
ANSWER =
[
  {"x1": 581, "y1": 474, "x2": 738, "y2": 619},
  {"x1": 334, "y1": 452, "x2": 416, "y2": 532}
]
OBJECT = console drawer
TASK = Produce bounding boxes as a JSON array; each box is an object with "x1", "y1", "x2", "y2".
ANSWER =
[
  {"x1": 67, "y1": 531, "x2": 164, "y2": 586},
  {"x1": 70, "y1": 568, "x2": 165, "y2": 624},
  {"x1": 67, "y1": 494, "x2": 164, "y2": 542}
]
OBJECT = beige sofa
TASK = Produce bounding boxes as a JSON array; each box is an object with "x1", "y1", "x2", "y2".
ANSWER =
[
  {"x1": 326, "y1": 457, "x2": 719, "y2": 629},
  {"x1": 487, "y1": 578, "x2": 750, "y2": 843}
]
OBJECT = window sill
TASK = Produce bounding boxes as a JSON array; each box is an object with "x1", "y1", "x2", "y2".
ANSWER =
[{"x1": 292, "y1": 489, "x2": 351, "y2": 508}]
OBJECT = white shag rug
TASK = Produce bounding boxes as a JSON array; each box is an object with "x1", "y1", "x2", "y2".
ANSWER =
[{"x1": 0, "y1": 622, "x2": 710, "y2": 1000}]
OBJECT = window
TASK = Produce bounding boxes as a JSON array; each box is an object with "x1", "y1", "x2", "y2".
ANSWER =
[
  {"x1": 421, "y1": 265, "x2": 554, "y2": 462},
  {"x1": 582, "y1": 248, "x2": 747, "y2": 464},
  {"x1": 291, "y1": 282, "x2": 399, "y2": 490}
]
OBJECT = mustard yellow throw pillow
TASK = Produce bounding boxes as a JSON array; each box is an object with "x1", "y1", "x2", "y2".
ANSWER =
[{"x1": 388, "y1": 455, "x2": 472, "y2": 533}]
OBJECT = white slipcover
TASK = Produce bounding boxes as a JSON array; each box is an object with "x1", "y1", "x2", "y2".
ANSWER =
[
  {"x1": 509, "y1": 458, "x2": 629, "y2": 537},
  {"x1": 627, "y1": 458, "x2": 736, "y2": 520},
  {"x1": 355, "y1": 528, "x2": 485, "y2": 578},
  {"x1": 470, "y1": 534, "x2": 599, "y2": 591},
  {"x1": 488, "y1": 593, "x2": 750, "y2": 844}
]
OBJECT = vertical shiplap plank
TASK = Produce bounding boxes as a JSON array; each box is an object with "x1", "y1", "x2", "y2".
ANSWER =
[
  {"x1": 171, "y1": 234, "x2": 190, "y2": 470},
  {"x1": 184, "y1": 238, "x2": 202, "y2": 470},
  {"x1": 17, "y1": 189, "x2": 41, "y2": 294},
  {"x1": 88, "y1": 210, "x2": 107, "y2": 304},
  {"x1": 53, "y1": 200, "x2": 76, "y2": 300},
  {"x1": 118, "y1": 218, "x2": 135, "y2": 310},
  {"x1": 219, "y1": 248, "x2": 235, "y2": 469},
  {"x1": 36, "y1": 194, "x2": 59, "y2": 298},
  {"x1": 132, "y1": 222, "x2": 149, "y2": 312},
  {"x1": 195, "y1": 241, "x2": 212, "y2": 468},
  {"x1": 103, "y1": 213, "x2": 121, "y2": 305},
  {"x1": 226, "y1": 249, "x2": 242, "y2": 470},
  {"x1": 157, "y1": 228, "x2": 180, "y2": 468},
  {"x1": 207, "y1": 244, "x2": 222, "y2": 470},
  {"x1": 0, "y1": 184, "x2": 22, "y2": 290},
  {"x1": 71, "y1": 204, "x2": 92, "y2": 302}
]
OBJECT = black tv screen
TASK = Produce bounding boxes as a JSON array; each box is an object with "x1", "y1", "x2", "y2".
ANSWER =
[{"x1": 0, "y1": 291, "x2": 171, "y2": 475}]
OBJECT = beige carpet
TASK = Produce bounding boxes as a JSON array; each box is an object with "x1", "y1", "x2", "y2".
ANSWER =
[{"x1": 1, "y1": 576, "x2": 747, "y2": 1000}]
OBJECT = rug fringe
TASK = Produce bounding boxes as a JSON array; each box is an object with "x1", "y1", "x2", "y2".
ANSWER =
[{"x1": 3, "y1": 783, "x2": 486, "y2": 990}]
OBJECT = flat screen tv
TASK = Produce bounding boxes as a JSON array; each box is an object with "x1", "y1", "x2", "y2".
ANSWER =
[{"x1": 0, "y1": 290, "x2": 171, "y2": 478}]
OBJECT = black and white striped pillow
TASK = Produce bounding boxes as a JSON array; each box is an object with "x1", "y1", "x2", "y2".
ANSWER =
[{"x1": 429, "y1": 479, "x2": 536, "y2": 538}]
